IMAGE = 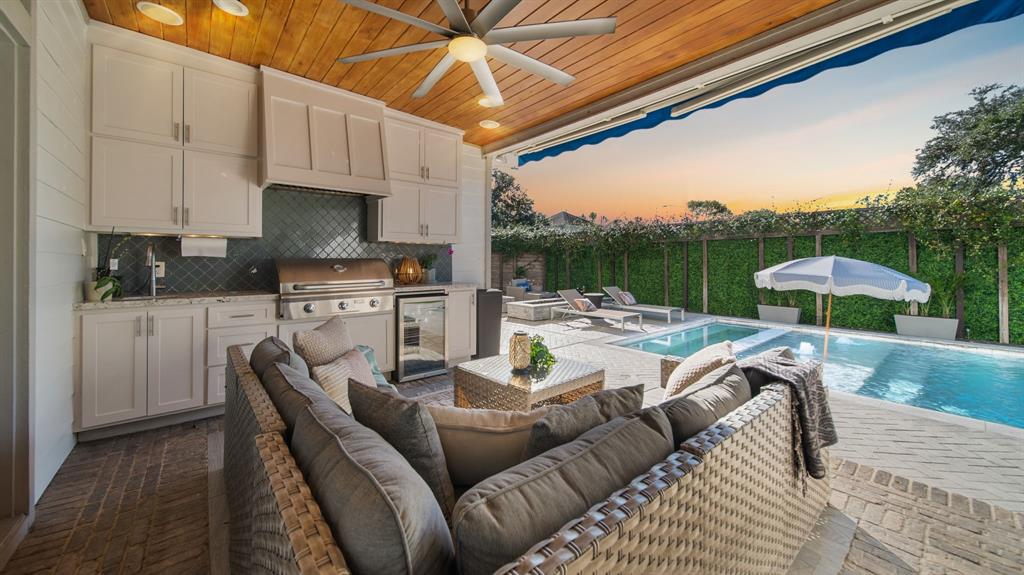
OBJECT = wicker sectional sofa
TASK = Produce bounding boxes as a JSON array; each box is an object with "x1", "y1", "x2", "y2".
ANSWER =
[{"x1": 225, "y1": 345, "x2": 829, "y2": 575}]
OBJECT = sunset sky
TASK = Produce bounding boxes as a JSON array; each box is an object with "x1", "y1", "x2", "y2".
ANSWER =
[{"x1": 512, "y1": 15, "x2": 1024, "y2": 220}]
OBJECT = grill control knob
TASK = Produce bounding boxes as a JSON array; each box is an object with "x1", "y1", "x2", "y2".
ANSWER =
[
  {"x1": 302, "y1": 303, "x2": 316, "y2": 314},
  {"x1": 338, "y1": 301, "x2": 349, "y2": 311},
  {"x1": 369, "y1": 298, "x2": 380, "y2": 308}
]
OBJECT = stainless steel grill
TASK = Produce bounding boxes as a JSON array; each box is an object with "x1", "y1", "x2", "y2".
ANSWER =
[{"x1": 276, "y1": 258, "x2": 395, "y2": 320}]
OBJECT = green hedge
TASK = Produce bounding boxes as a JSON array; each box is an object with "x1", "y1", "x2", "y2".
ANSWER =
[
  {"x1": 821, "y1": 232, "x2": 908, "y2": 333},
  {"x1": 668, "y1": 243, "x2": 686, "y2": 307},
  {"x1": 628, "y1": 246, "x2": 664, "y2": 305},
  {"x1": 707, "y1": 238, "x2": 759, "y2": 319},
  {"x1": 791, "y1": 236, "x2": 818, "y2": 325},
  {"x1": 545, "y1": 250, "x2": 562, "y2": 291},
  {"x1": 687, "y1": 242, "x2": 703, "y2": 311},
  {"x1": 964, "y1": 246, "x2": 999, "y2": 341},
  {"x1": 1010, "y1": 236, "x2": 1024, "y2": 345},
  {"x1": 915, "y1": 240, "x2": 956, "y2": 318},
  {"x1": 570, "y1": 251, "x2": 597, "y2": 292}
]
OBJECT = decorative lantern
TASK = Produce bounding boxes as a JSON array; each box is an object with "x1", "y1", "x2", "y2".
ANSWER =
[
  {"x1": 509, "y1": 331, "x2": 531, "y2": 371},
  {"x1": 395, "y1": 256, "x2": 423, "y2": 285}
]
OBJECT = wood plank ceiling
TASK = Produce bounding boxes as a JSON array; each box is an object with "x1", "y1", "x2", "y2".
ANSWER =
[{"x1": 83, "y1": 0, "x2": 838, "y2": 146}]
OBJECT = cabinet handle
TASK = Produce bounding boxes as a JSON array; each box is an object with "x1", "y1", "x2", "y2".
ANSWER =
[
  {"x1": 426, "y1": 223, "x2": 429, "y2": 236},
  {"x1": 135, "y1": 316, "x2": 142, "y2": 337},
  {"x1": 148, "y1": 315, "x2": 155, "y2": 336},
  {"x1": 229, "y1": 313, "x2": 255, "y2": 319},
  {"x1": 173, "y1": 206, "x2": 179, "y2": 224},
  {"x1": 184, "y1": 207, "x2": 190, "y2": 226},
  {"x1": 184, "y1": 123, "x2": 191, "y2": 143},
  {"x1": 173, "y1": 122, "x2": 180, "y2": 141},
  {"x1": 426, "y1": 166, "x2": 430, "y2": 180},
  {"x1": 419, "y1": 166, "x2": 424, "y2": 179}
]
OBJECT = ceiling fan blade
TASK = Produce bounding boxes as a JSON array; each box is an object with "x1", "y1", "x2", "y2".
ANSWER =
[
  {"x1": 413, "y1": 53, "x2": 457, "y2": 98},
  {"x1": 470, "y1": 0, "x2": 520, "y2": 37},
  {"x1": 487, "y1": 45, "x2": 573, "y2": 85},
  {"x1": 484, "y1": 17, "x2": 616, "y2": 44},
  {"x1": 339, "y1": 0, "x2": 455, "y2": 37},
  {"x1": 338, "y1": 40, "x2": 449, "y2": 63},
  {"x1": 469, "y1": 58, "x2": 503, "y2": 106},
  {"x1": 436, "y1": 0, "x2": 471, "y2": 33}
]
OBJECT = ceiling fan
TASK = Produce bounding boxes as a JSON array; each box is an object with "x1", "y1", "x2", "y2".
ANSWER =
[{"x1": 336, "y1": 0, "x2": 617, "y2": 106}]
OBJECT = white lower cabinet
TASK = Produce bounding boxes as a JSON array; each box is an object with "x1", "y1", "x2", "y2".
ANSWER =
[
  {"x1": 206, "y1": 366, "x2": 227, "y2": 405},
  {"x1": 447, "y1": 288, "x2": 476, "y2": 361},
  {"x1": 81, "y1": 311, "x2": 148, "y2": 428},
  {"x1": 147, "y1": 308, "x2": 206, "y2": 415}
]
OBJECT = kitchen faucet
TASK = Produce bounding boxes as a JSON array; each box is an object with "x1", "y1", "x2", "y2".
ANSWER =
[{"x1": 146, "y1": 243, "x2": 158, "y2": 297}]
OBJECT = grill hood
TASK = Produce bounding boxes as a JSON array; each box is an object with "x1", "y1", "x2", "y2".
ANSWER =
[{"x1": 276, "y1": 258, "x2": 393, "y2": 294}]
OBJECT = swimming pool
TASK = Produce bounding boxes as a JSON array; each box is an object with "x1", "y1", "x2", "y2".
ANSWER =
[{"x1": 621, "y1": 321, "x2": 1024, "y2": 428}]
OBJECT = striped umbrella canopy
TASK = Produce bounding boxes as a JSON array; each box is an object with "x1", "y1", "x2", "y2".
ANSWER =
[{"x1": 754, "y1": 256, "x2": 931, "y2": 358}]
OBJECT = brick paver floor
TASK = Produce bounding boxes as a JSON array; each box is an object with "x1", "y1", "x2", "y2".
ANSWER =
[{"x1": 5, "y1": 418, "x2": 216, "y2": 574}]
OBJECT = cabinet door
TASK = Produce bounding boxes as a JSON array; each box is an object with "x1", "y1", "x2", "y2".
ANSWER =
[
  {"x1": 183, "y1": 151, "x2": 261, "y2": 236},
  {"x1": 206, "y1": 324, "x2": 276, "y2": 367},
  {"x1": 91, "y1": 137, "x2": 183, "y2": 231},
  {"x1": 345, "y1": 313, "x2": 395, "y2": 372},
  {"x1": 423, "y1": 129, "x2": 461, "y2": 188},
  {"x1": 147, "y1": 308, "x2": 205, "y2": 416},
  {"x1": 447, "y1": 289, "x2": 476, "y2": 361},
  {"x1": 80, "y1": 311, "x2": 148, "y2": 428},
  {"x1": 385, "y1": 119, "x2": 423, "y2": 182},
  {"x1": 93, "y1": 45, "x2": 183, "y2": 146},
  {"x1": 377, "y1": 181, "x2": 423, "y2": 242},
  {"x1": 207, "y1": 366, "x2": 227, "y2": 405},
  {"x1": 420, "y1": 186, "x2": 459, "y2": 243},
  {"x1": 184, "y1": 69, "x2": 258, "y2": 157}
]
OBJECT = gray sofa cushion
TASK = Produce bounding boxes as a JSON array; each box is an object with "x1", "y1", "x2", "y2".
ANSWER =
[
  {"x1": 453, "y1": 407, "x2": 673, "y2": 575},
  {"x1": 659, "y1": 362, "x2": 751, "y2": 445},
  {"x1": 521, "y1": 395, "x2": 604, "y2": 459},
  {"x1": 260, "y1": 362, "x2": 332, "y2": 435},
  {"x1": 348, "y1": 382, "x2": 456, "y2": 518},
  {"x1": 291, "y1": 400, "x2": 454, "y2": 575},
  {"x1": 249, "y1": 336, "x2": 308, "y2": 379},
  {"x1": 591, "y1": 383, "x2": 644, "y2": 420}
]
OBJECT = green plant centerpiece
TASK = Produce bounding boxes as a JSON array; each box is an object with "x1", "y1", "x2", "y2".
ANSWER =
[
  {"x1": 88, "y1": 231, "x2": 128, "y2": 302},
  {"x1": 529, "y1": 335, "x2": 557, "y2": 372}
]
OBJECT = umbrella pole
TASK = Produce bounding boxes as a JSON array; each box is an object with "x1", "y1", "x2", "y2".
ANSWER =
[{"x1": 823, "y1": 292, "x2": 833, "y2": 361}]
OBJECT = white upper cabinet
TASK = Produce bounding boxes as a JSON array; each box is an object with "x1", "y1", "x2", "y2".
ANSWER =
[
  {"x1": 385, "y1": 117, "x2": 462, "y2": 188},
  {"x1": 183, "y1": 152, "x2": 261, "y2": 237},
  {"x1": 92, "y1": 137, "x2": 183, "y2": 231},
  {"x1": 420, "y1": 186, "x2": 459, "y2": 243},
  {"x1": 374, "y1": 181, "x2": 423, "y2": 242},
  {"x1": 92, "y1": 45, "x2": 183, "y2": 146},
  {"x1": 184, "y1": 68, "x2": 258, "y2": 157},
  {"x1": 368, "y1": 183, "x2": 459, "y2": 244},
  {"x1": 261, "y1": 68, "x2": 389, "y2": 196}
]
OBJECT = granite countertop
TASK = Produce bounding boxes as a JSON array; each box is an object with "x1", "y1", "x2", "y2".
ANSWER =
[
  {"x1": 73, "y1": 290, "x2": 279, "y2": 311},
  {"x1": 393, "y1": 282, "x2": 478, "y2": 293}
]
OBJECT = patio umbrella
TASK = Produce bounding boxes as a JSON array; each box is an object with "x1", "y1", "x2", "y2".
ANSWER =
[{"x1": 754, "y1": 256, "x2": 930, "y2": 359}]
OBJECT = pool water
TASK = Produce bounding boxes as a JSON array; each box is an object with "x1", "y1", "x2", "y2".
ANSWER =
[
  {"x1": 623, "y1": 322, "x2": 1024, "y2": 428},
  {"x1": 627, "y1": 323, "x2": 761, "y2": 357}
]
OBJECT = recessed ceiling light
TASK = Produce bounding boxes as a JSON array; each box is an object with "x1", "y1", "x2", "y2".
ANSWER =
[
  {"x1": 136, "y1": 1, "x2": 184, "y2": 25},
  {"x1": 478, "y1": 97, "x2": 499, "y2": 108},
  {"x1": 479, "y1": 120, "x2": 500, "y2": 129},
  {"x1": 213, "y1": 0, "x2": 249, "y2": 17}
]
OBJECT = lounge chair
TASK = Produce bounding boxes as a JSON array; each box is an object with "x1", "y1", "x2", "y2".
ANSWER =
[
  {"x1": 554, "y1": 289, "x2": 642, "y2": 332},
  {"x1": 604, "y1": 286, "x2": 683, "y2": 323}
]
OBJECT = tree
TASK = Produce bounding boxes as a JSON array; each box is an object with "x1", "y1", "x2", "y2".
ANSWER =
[
  {"x1": 912, "y1": 84, "x2": 1023, "y2": 190},
  {"x1": 491, "y1": 170, "x2": 545, "y2": 227},
  {"x1": 687, "y1": 199, "x2": 732, "y2": 220}
]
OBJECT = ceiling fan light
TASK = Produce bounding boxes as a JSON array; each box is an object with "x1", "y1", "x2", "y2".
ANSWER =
[
  {"x1": 213, "y1": 0, "x2": 249, "y2": 17},
  {"x1": 448, "y1": 36, "x2": 488, "y2": 63},
  {"x1": 136, "y1": 1, "x2": 184, "y2": 25}
]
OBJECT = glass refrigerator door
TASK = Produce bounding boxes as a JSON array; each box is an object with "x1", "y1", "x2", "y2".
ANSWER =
[{"x1": 398, "y1": 297, "x2": 447, "y2": 381}]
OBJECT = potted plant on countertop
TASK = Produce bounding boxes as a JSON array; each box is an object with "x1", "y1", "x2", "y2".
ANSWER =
[
  {"x1": 894, "y1": 271, "x2": 963, "y2": 340},
  {"x1": 419, "y1": 253, "x2": 437, "y2": 284},
  {"x1": 757, "y1": 288, "x2": 801, "y2": 324},
  {"x1": 86, "y1": 232, "x2": 128, "y2": 302}
]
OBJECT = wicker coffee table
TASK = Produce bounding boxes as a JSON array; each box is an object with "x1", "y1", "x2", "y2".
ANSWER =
[{"x1": 454, "y1": 355, "x2": 605, "y2": 411}]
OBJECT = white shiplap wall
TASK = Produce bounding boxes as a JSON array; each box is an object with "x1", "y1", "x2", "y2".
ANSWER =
[
  {"x1": 32, "y1": 0, "x2": 89, "y2": 502},
  {"x1": 451, "y1": 145, "x2": 487, "y2": 286}
]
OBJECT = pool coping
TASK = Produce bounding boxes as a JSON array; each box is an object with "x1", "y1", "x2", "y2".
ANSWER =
[{"x1": 604, "y1": 315, "x2": 1024, "y2": 438}]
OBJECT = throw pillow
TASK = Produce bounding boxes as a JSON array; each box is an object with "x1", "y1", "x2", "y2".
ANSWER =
[
  {"x1": 590, "y1": 383, "x2": 645, "y2": 420},
  {"x1": 663, "y1": 341, "x2": 735, "y2": 399},
  {"x1": 310, "y1": 348, "x2": 376, "y2": 413},
  {"x1": 260, "y1": 362, "x2": 333, "y2": 436},
  {"x1": 620, "y1": 291, "x2": 638, "y2": 305},
  {"x1": 522, "y1": 396, "x2": 604, "y2": 459},
  {"x1": 348, "y1": 382, "x2": 456, "y2": 518},
  {"x1": 426, "y1": 404, "x2": 552, "y2": 488},
  {"x1": 249, "y1": 336, "x2": 309, "y2": 379},
  {"x1": 453, "y1": 407, "x2": 673, "y2": 575},
  {"x1": 290, "y1": 401, "x2": 454, "y2": 575},
  {"x1": 573, "y1": 298, "x2": 597, "y2": 312},
  {"x1": 293, "y1": 316, "x2": 354, "y2": 368},
  {"x1": 659, "y1": 362, "x2": 751, "y2": 445}
]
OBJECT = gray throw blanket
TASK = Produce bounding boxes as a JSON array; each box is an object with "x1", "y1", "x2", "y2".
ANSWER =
[{"x1": 738, "y1": 347, "x2": 838, "y2": 480}]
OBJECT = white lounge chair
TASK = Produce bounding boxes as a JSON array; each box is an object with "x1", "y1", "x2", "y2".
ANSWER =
[
  {"x1": 554, "y1": 289, "x2": 642, "y2": 332},
  {"x1": 603, "y1": 286, "x2": 683, "y2": 324}
]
